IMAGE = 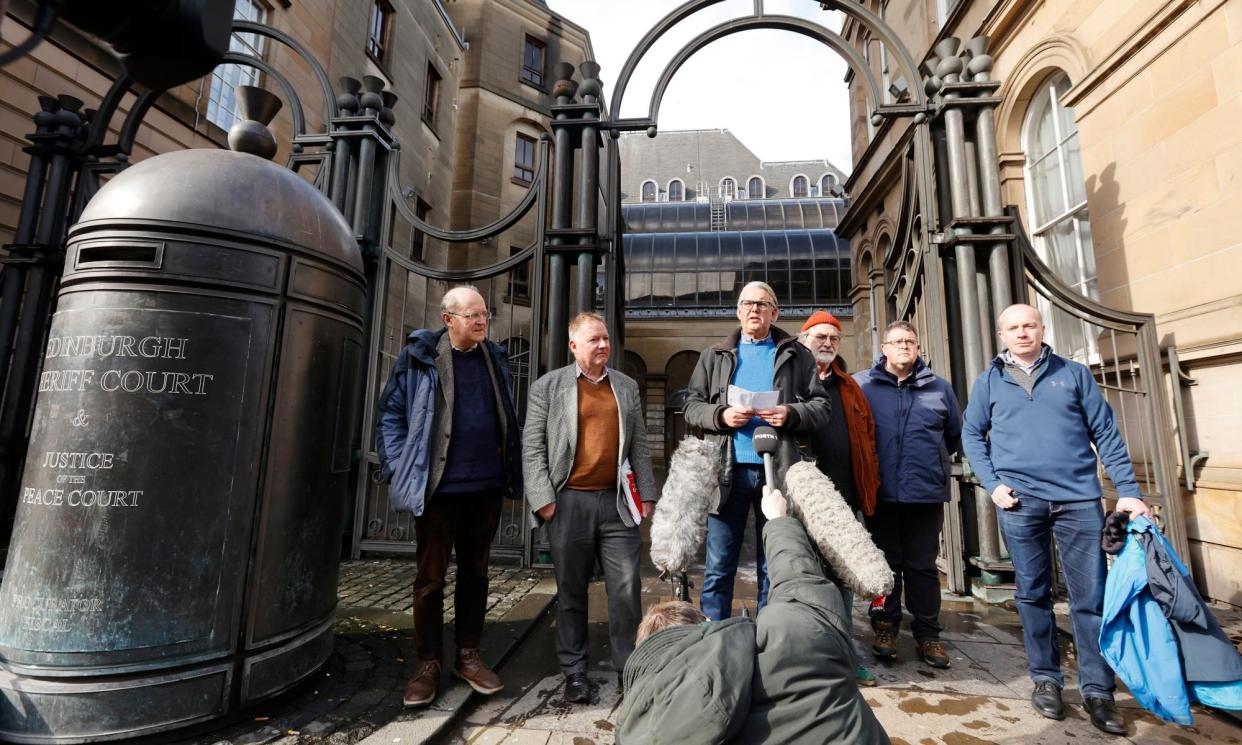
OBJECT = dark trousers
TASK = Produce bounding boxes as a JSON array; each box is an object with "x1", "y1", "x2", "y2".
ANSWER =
[
  {"x1": 412, "y1": 489, "x2": 503, "y2": 662},
  {"x1": 866, "y1": 500, "x2": 944, "y2": 643},
  {"x1": 547, "y1": 487, "x2": 642, "y2": 675},
  {"x1": 997, "y1": 495, "x2": 1114, "y2": 699}
]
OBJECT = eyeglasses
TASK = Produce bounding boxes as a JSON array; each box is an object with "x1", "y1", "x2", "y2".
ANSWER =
[
  {"x1": 446, "y1": 311, "x2": 493, "y2": 322},
  {"x1": 738, "y1": 299, "x2": 776, "y2": 312},
  {"x1": 806, "y1": 333, "x2": 842, "y2": 344},
  {"x1": 883, "y1": 338, "x2": 919, "y2": 347}
]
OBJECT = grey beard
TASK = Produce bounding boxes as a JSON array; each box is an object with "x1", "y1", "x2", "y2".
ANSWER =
[{"x1": 815, "y1": 350, "x2": 837, "y2": 367}]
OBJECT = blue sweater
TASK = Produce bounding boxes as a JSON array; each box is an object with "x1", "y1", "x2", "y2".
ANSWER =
[
  {"x1": 731, "y1": 336, "x2": 777, "y2": 465},
  {"x1": 961, "y1": 347, "x2": 1140, "y2": 501}
]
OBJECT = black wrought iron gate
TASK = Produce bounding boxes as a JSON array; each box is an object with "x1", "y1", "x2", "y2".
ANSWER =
[
  {"x1": 596, "y1": 0, "x2": 1186, "y2": 593},
  {"x1": 0, "y1": 2, "x2": 1187, "y2": 587},
  {"x1": 349, "y1": 139, "x2": 552, "y2": 563}
]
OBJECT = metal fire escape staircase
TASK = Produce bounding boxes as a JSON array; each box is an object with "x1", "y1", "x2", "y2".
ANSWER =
[{"x1": 709, "y1": 190, "x2": 726, "y2": 231}]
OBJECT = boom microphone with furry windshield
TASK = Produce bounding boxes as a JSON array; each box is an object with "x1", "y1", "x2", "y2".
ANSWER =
[
  {"x1": 649, "y1": 437, "x2": 720, "y2": 600},
  {"x1": 783, "y1": 461, "x2": 894, "y2": 599}
]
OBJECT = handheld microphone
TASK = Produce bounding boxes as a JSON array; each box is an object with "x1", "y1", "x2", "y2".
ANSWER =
[
  {"x1": 752, "y1": 425, "x2": 779, "y2": 491},
  {"x1": 650, "y1": 437, "x2": 720, "y2": 577}
]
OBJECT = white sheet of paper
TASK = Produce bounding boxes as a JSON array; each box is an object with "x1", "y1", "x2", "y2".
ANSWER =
[{"x1": 727, "y1": 385, "x2": 780, "y2": 410}]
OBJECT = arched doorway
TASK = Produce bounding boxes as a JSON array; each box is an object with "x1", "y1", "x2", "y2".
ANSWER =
[
  {"x1": 620, "y1": 349, "x2": 647, "y2": 407},
  {"x1": 662, "y1": 350, "x2": 701, "y2": 457}
]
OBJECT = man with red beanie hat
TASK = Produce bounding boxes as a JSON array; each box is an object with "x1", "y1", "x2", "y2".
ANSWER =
[{"x1": 798, "y1": 310, "x2": 882, "y2": 686}]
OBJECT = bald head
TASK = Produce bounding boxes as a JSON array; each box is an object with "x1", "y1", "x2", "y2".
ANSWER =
[
  {"x1": 996, "y1": 303, "x2": 1044, "y2": 364},
  {"x1": 442, "y1": 285, "x2": 484, "y2": 314},
  {"x1": 997, "y1": 303, "x2": 1042, "y2": 331}
]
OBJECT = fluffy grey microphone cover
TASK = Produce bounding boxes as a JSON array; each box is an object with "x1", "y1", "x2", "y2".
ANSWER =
[
  {"x1": 650, "y1": 437, "x2": 719, "y2": 573},
  {"x1": 784, "y1": 461, "x2": 895, "y2": 599}
]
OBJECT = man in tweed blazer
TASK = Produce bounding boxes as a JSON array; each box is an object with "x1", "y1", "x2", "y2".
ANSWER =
[{"x1": 523, "y1": 312, "x2": 657, "y2": 704}]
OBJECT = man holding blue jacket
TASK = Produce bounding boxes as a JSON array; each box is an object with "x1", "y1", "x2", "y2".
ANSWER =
[
  {"x1": 961, "y1": 303, "x2": 1148, "y2": 736},
  {"x1": 855, "y1": 321, "x2": 960, "y2": 670}
]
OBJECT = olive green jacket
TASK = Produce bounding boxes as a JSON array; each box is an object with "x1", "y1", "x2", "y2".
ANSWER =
[{"x1": 617, "y1": 517, "x2": 890, "y2": 745}]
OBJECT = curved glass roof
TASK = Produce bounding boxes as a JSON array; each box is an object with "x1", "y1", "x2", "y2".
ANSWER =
[
  {"x1": 623, "y1": 229, "x2": 849, "y2": 313},
  {"x1": 623, "y1": 198, "x2": 844, "y2": 233}
]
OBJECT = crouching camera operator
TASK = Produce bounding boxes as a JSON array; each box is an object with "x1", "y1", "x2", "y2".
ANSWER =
[{"x1": 617, "y1": 487, "x2": 891, "y2": 744}]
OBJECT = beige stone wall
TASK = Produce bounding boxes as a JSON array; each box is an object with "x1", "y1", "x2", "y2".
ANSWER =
[
  {"x1": 444, "y1": 0, "x2": 593, "y2": 239},
  {"x1": 843, "y1": 0, "x2": 1242, "y2": 604}
]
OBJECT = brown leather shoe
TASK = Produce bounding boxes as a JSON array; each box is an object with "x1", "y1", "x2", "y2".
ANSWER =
[
  {"x1": 454, "y1": 648, "x2": 503, "y2": 695},
  {"x1": 403, "y1": 659, "x2": 441, "y2": 707}
]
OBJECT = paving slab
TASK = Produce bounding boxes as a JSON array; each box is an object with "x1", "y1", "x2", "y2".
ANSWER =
[
  {"x1": 871, "y1": 686, "x2": 1242, "y2": 744},
  {"x1": 149, "y1": 507, "x2": 1242, "y2": 745},
  {"x1": 440, "y1": 513, "x2": 1242, "y2": 745},
  {"x1": 165, "y1": 561, "x2": 554, "y2": 745}
]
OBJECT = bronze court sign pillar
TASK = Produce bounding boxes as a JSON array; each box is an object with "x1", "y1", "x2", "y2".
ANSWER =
[{"x1": 0, "y1": 90, "x2": 366, "y2": 743}]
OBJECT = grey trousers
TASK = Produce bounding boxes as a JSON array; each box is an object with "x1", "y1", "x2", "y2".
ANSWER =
[{"x1": 547, "y1": 487, "x2": 642, "y2": 675}]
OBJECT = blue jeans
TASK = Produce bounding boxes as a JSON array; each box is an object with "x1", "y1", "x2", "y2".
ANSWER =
[
  {"x1": 997, "y1": 495, "x2": 1115, "y2": 700},
  {"x1": 701, "y1": 465, "x2": 768, "y2": 620}
]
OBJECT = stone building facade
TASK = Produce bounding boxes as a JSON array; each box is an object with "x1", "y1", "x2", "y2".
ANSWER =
[
  {"x1": 842, "y1": 0, "x2": 1242, "y2": 605},
  {"x1": 620, "y1": 128, "x2": 847, "y2": 204},
  {"x1": 0, "y1": 0, "x2": 466, "y2": 253},
  {"x1": 443, "y1": 0, "x2": 594, "y2": 271}
]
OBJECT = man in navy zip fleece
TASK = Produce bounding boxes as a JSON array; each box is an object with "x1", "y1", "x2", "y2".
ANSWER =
[{"x1": 961, "y1": 303, "x2": 1149, "y2": 737}]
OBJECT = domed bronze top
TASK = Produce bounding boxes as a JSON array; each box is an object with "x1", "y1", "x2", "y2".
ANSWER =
[{"x1": 74, "y1": 149, "x2": 362, "y2": 277}]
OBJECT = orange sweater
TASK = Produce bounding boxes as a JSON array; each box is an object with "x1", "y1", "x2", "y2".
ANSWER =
[{"x1": 566, "y1": 377, "x2": 620, "y2": 490}]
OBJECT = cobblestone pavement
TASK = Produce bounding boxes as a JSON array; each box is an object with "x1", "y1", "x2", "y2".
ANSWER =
[
  {"x1": 335, "y1": 560, "x2": 543, "y2": 625},
  {"x1": 166, "y1": 559, "x2": 554, "y2": 745}
]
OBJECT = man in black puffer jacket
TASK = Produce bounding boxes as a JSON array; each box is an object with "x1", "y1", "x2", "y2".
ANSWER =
[{"x1": 617, "y1": 488, "x2": 890, "y2": 745}]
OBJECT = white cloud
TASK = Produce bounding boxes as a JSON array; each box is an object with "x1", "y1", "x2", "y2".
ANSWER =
[{"x1": 546, "y1": 0, "x2": 854, "y2": 172}]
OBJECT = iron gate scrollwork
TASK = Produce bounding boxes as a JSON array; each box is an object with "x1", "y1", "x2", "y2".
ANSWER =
[
  {"x1": 349, "y1": 137, "x2": 551, "y2": 563},
  {"x1": 910, "y1": 37, "x2": 1186, "y2": 592}
]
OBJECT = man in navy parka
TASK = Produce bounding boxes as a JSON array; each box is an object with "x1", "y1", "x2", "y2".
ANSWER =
[{"x1": 854, "y1": 321, "x2": 960, "y2": 670}]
